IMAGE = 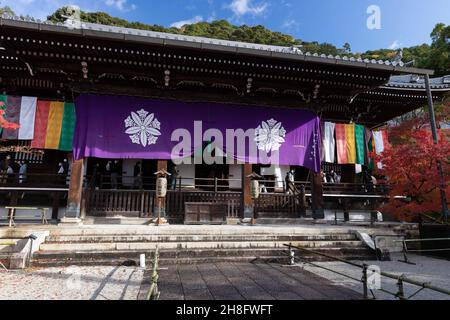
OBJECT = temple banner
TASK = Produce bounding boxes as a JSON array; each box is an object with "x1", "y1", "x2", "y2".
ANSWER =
[{"x1": 73, "y1": 94, "x2": 322, "y2": 172}]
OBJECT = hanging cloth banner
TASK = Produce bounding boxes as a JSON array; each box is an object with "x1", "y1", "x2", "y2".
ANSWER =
[
  {"x1": 335, "y1": 124, "x2": 347, "y2": 164},
  {"x1": 373, "y1": 130, "x2": 390, "y2": 169},
  {"x1": 0, "y1": 95, "x2": 8, "y2": 136},
  {"x1": 1, "y1": 96, "x2": 37, "y2": 140},
  {"x1": 73, "y1": 94, "x2": 322, "y2": 172},
  {"x1": 322, "y1": 122, "x2": 336, "y2": 163},
  {"x1": 31, "y1": 101, "x2": 76, "y2": 151},
  {"x1": 373, "y1": 131, "x2": 385, "y2": 154},
  {"x1": 344, "y1": 124, "x2": 356, "y2": 164},
  {"x1": 355, "y1": 124, "x2": 365, "y2": 165},
  {"x1": 364, "y1": 127, "x2": 373, "y2": 167}
]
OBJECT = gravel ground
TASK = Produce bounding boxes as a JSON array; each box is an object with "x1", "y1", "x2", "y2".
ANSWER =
[
  {"x1": 0, "y1": 266, "x2": 144, "y2": 300},
  {"x1": 301, "y1": 253, "x2": 450, "y2": 300}
]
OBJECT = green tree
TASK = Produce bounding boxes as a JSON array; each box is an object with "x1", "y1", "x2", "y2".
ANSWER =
[{"x1": 0, "y1": 6, "x2": 16, "y2": 17}]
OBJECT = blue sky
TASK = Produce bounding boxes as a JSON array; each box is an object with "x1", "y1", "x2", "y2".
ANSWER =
[{"x1": 1, "y1": 0, "x2": 449, "y2": 52}]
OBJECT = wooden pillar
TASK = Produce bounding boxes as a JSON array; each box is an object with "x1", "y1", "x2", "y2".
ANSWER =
[
  {"x1": 65, "y1": 159, "x2": 84, "y2": 219},
  {"x1": 311, "y1": 171, "x2": 325, "y2": 219},
  {"x1": 156, "y1": 160, "x2": 168, "y2": 218},
  {"x1": 241, "y1": 163, "x2": 253, "y2": 219}
]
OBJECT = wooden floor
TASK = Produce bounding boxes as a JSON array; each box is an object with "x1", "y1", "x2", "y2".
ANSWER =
[{"x1": 152, "y1": 263, "x2": 362, "y2": 300}]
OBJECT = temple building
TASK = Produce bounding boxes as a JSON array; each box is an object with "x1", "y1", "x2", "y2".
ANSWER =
[{"x1": 0, "y1": 15, "x2": 449, "y2": 225}]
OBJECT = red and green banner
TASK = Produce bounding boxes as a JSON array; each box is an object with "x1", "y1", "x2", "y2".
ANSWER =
[{"x1": 31, "y1": 101, "x2": 75, "y2": 151}]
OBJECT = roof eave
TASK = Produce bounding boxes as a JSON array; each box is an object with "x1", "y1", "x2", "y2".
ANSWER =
[{"x1": 0, "y1": 17, "x2": 435, "y2": 76}]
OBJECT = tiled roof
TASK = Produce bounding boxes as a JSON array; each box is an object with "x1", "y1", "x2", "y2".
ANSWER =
[
  {"x1": 385, "y1": 75, "x2": 450, "y2": 90},
  {"x1": 0, "y1": 14, "x2": 433, "y2": 74}
]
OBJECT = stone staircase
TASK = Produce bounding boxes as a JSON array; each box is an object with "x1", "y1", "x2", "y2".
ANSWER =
[
  {"x1": 31, "y1": 226, "x2": 377, "y2": 267},
  {"x1": 0, "y1": 239, "x2": 20, "y2": 269}
]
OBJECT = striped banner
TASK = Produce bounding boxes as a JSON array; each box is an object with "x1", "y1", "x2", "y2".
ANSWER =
[
  {"x1": 336, "y1": 124, "x2": 347, "y2": 164},
  {"x1": 31, "y1": 101, "x2": 51, "y2": 149},
  {"x1": 345, "y1": 124, "x2": 356, "y2": 164},
  {"x1": 355, "y1": 124, "x2": 365, "y2": 165},
  {"x1": 31, "y1": 101, "x2": 76, "y2": 151},
  {"x1": 59, "y1": 102, "x2": 76, "y2": 151}
]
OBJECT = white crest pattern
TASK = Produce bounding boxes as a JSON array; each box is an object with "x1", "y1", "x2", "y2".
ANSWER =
[
  {"x1": 254, "y1": 118, "x2": 286, "y2": 153},
  {"x1": 124, "y1": 109, "x2": 161, "y2": 147}
]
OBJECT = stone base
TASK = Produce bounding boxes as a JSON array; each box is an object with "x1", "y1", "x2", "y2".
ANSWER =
[{"x1": 58, "y1": 217, "x2": 83, "y2": 226}]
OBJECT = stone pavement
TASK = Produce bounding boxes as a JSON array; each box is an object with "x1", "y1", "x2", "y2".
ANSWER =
[
  {"x1": 155, "y1": 262, "x2": 362, "y2": 300},
  {"x1": 0, "y1": 266, "x2": 144, "y2": 300},
  {"x1": 302, "y1": 253, "x2": 450, "y2": 300}
]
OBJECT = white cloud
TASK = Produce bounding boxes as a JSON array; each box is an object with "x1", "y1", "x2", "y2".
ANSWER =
[
  {"x1": 388, "y1": 40, "x2": 402, "y2": 50},
  {"x1": 282, "y1": 19, "x2": 299, "y2": 31},
  {"x1": 170, "y1": 15, "x2": 203, "y2": 28},
  {"x1": 227, "y1": 0, "x2": 268, "y2": 17},
  {"x1": 105, "y1": 0, "x2": 136, "y2": 12}
]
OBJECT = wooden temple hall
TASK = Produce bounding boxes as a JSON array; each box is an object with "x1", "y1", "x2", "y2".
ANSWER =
[{"x1": 0, "y1": 16, "x2": 449, "y2": 225}]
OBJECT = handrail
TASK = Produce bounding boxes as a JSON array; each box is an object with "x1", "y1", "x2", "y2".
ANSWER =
[
  {"x1": 146, "y1": 247, "x2": 160, "y2": 300},
  {"x1": 393, "y1": 238, "x2": 450, "y2": 264},
  {"x1": 284, "y1": 243, "x2": 450, "y2": 299}
]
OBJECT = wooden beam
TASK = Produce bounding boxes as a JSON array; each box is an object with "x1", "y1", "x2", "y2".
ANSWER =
[
  {"x1": 311, "y1": 171, "x2": 325, "y2": 219},
  {"x1": 65, "y1": 158, "x2": 85, "y2": 219},
  {"x1": 241, "y1": 163, "x2": 253, "y2": 219}
]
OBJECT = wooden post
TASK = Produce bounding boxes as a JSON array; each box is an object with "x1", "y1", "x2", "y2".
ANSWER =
[
  {"x1": 156, "y1": 160, "x2": 167, "y2": 218},
  {"x1": 241, "y1": 163, "x2": 253, "y2": 220},
  {"x1": 311, "y1": 171, "x2": 325, "y2": 219},
  {"x1": 64, "y1": 159, "x2": 84, "y2": 220}
]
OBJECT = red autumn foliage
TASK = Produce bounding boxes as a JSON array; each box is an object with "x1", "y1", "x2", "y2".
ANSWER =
[{"x1": 378, "y1": 127, "x2": 449, "y2": 222}]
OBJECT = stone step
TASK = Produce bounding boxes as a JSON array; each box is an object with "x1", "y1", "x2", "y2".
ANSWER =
[
  {"x1": 32, "y1": 247, "x2": 375, "y2": 267},
  {"x1": 256, "y1": 218, "x2": 311, "y2": 225},
  {"x1": 45, "y1": 226, "x2": 367, "y2": 237},
  {"x1": 39, "y1": 240, "x2": 365, "y2": 252},
  {"x1": 44, "y1": 233, "x2": 358, "y2": 243}
]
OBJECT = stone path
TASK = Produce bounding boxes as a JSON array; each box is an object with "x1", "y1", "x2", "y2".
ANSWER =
[
  {"x1": 155, "y1": 262, "x2": 362, "y2": 300},
  {"x1": 0, "y1": 266, "x2": 144, "y2": 300}
]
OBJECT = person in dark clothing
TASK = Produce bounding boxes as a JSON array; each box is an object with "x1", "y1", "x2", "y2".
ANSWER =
[
  {"x1": 110, "y1": 160, "x2": 120, "y2": 189},
  {"x1": 170, "y1": 165, "x2": 180, "y2": 190},
  {"x1": 133, "y1": 161, "x2": 142, "y2": 189},
  {"x1": 0, "y1": 156, "x2": 11, "y2": 184},
  {"x1": 89, "y1": 163, "x2": 101, "y2": 189},
  {"x1": 285, "y1": 169, "x2": 296, "y2": 195}
]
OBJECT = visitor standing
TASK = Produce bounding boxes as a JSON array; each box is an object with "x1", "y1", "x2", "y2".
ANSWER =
[
  {"x1": 170, "y1": 165, "x2": 179, "y2": 190},
  {"x1": 133, "y1": 161, "x2": 142, "y2": 189},
  {"x1": 19, "y1": 161, "x2": 28, "y2": 184}
]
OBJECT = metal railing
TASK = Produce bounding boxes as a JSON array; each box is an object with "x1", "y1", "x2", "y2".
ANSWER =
[
  {"x1": 284, "y1": 243, "x2": 450, "y2": 300},
  {"x1": 395, "y1": 238, "x2": 450, "y2": 265},
  {"x1": 146, "y1": 247, "x2": 160, "y2": 300}
]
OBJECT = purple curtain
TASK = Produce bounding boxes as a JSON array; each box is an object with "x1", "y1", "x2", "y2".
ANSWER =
[{"x1": 73, "y1": 94, "x2": 322, "y2": 172}]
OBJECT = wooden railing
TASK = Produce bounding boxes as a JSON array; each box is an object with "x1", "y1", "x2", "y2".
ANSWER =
[
  {"x1": 84, "y1": 189, "x2": 242, "y2": 220},
  {"x1": 166, "y1": 191, "x2": 242, "y2": 221},
  {"x1": 255, "y1": 193, "x2": 302, "y2": 217},
  {"x1": 85, "y1": 189, "x2": 154, "y2": 217}
]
